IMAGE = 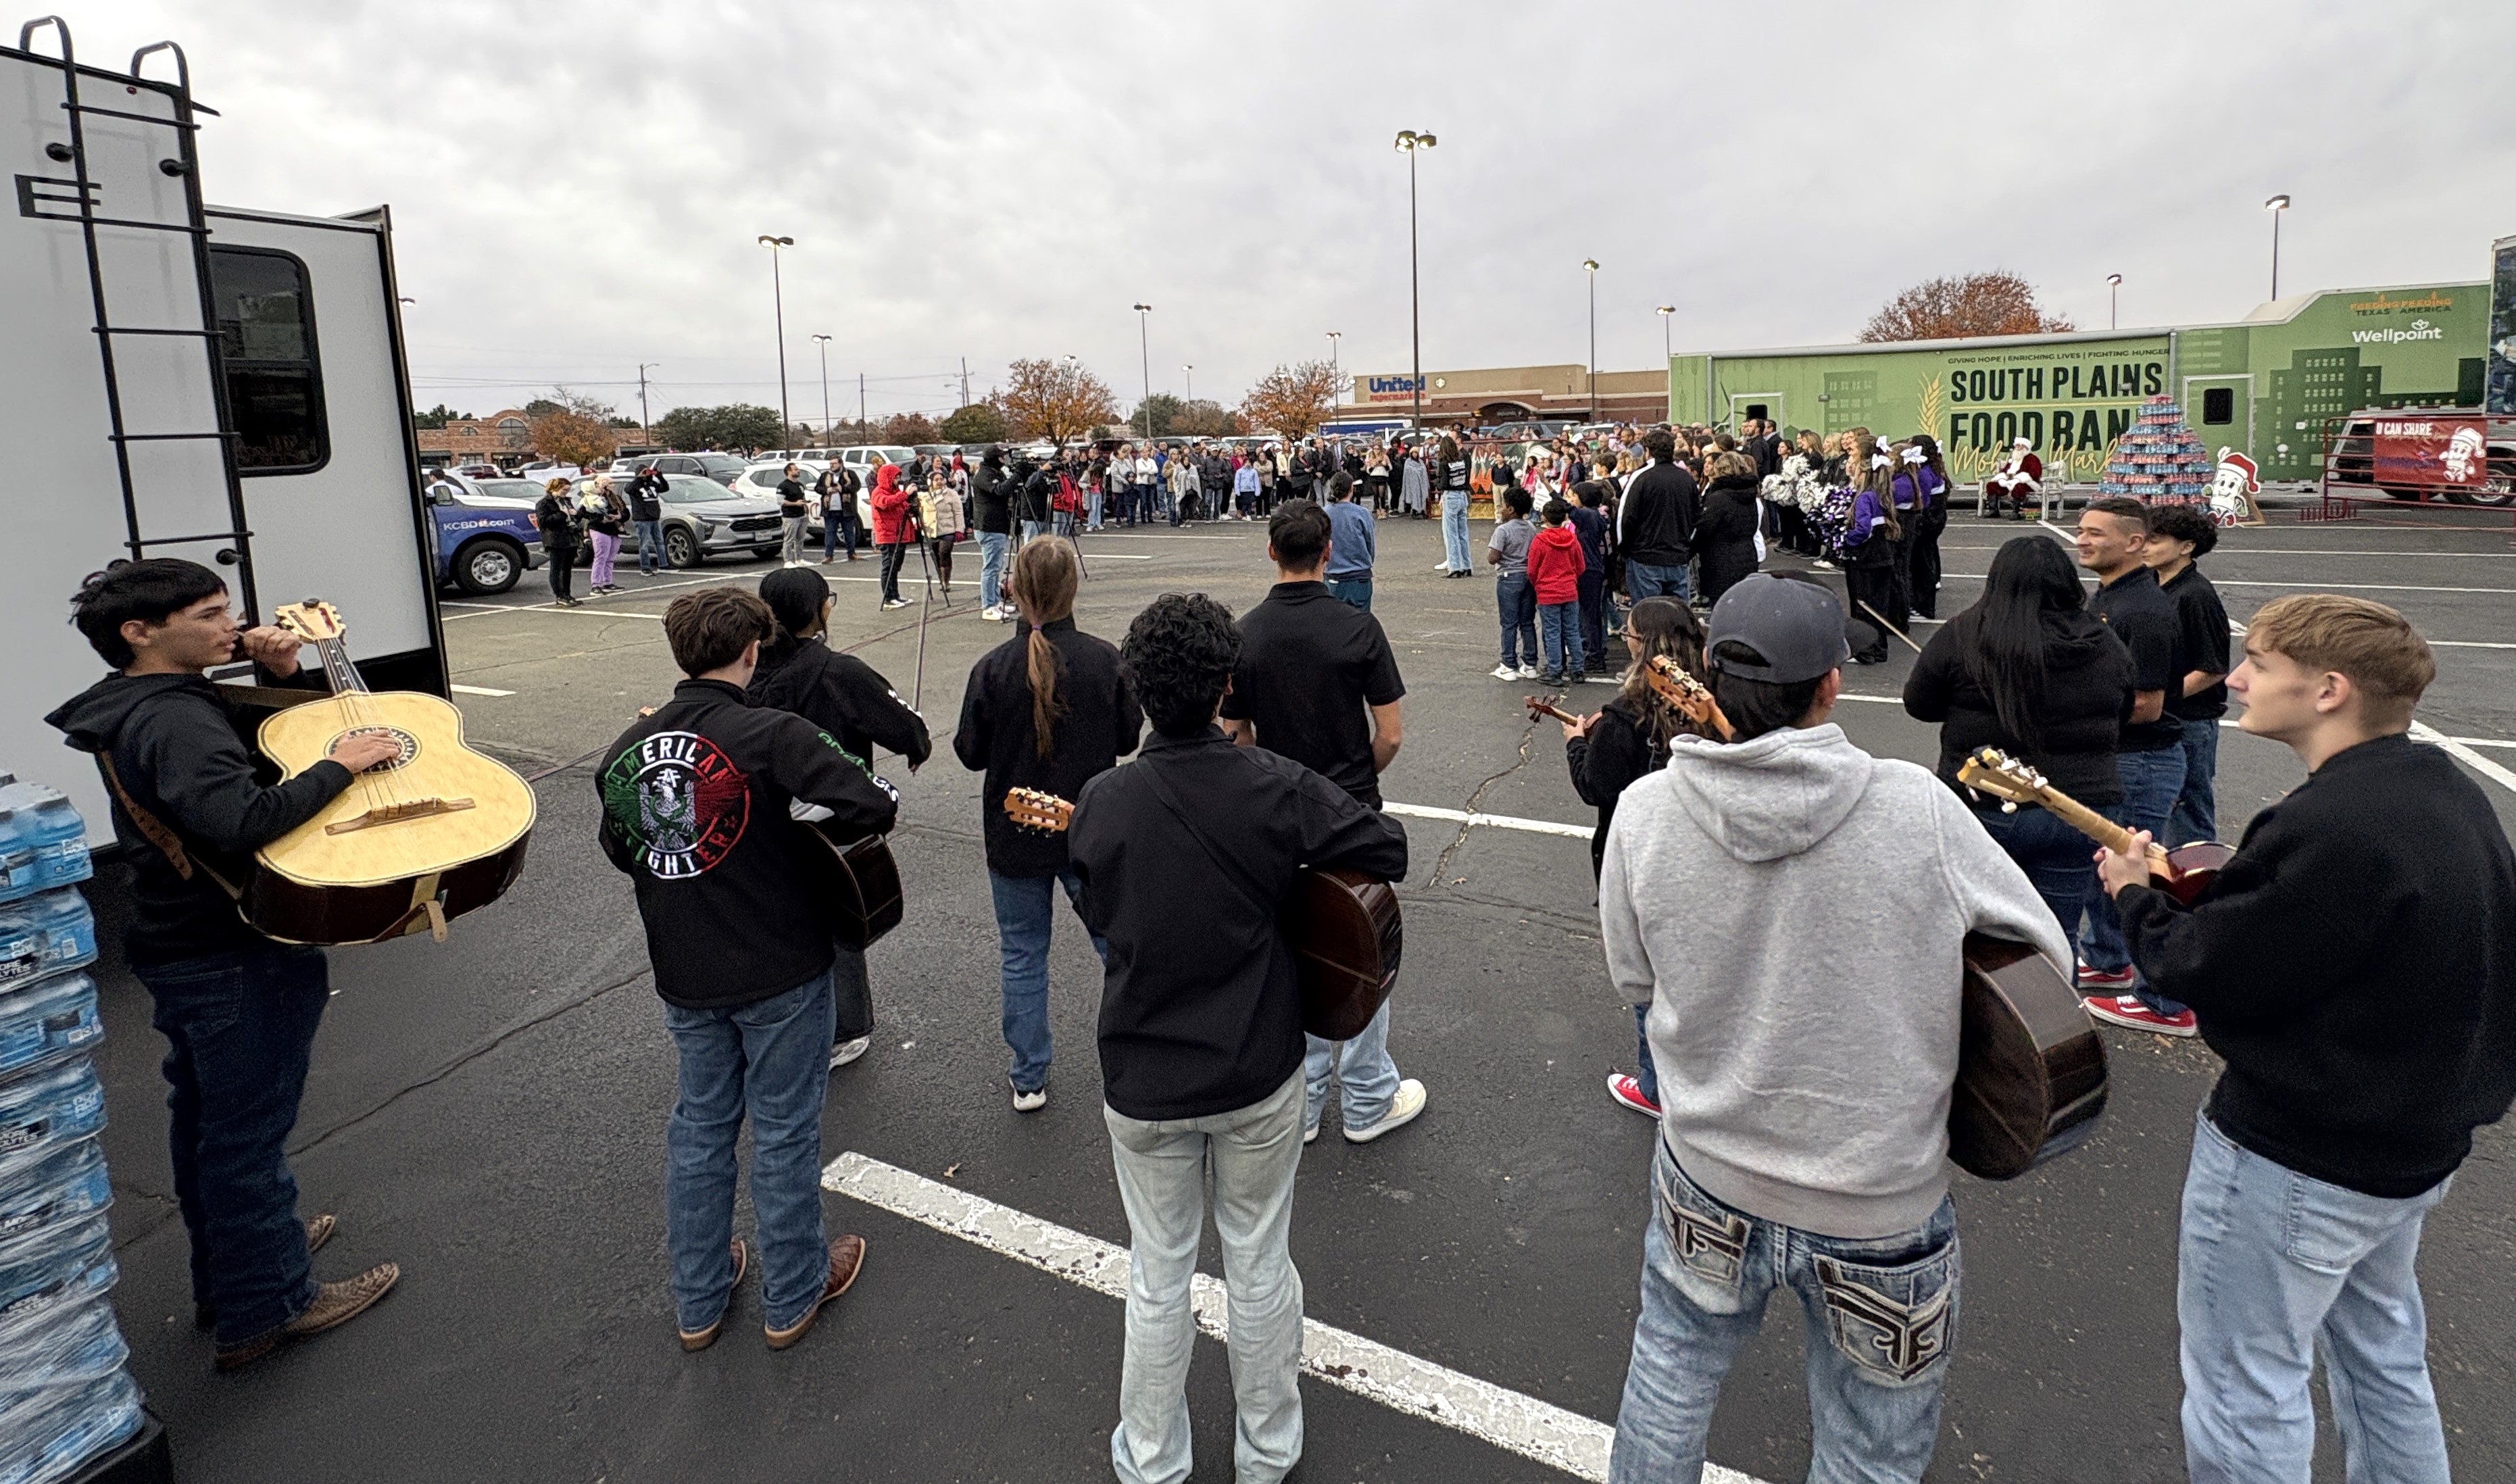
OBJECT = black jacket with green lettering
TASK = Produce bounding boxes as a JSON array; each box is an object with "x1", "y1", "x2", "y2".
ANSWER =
[{"x1": 597, "y1": 678, "x2": 898, "y2": 1009}]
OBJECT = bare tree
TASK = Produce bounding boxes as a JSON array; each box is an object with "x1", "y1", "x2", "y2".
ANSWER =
[
  {"x1": 1860, "y1": 271, "x2": 2075, "y2": 343},
  {"x1": 998, "y1": 358, "x2": 1119, "y2": 447},
  {"x1": 1241, "y1": 360, "x2": 1340, "y2": 439}
]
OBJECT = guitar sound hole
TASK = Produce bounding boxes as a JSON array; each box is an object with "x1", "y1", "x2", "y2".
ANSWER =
[{"x1": 333, "y1": 726, "x2": 419, "y2": 770}]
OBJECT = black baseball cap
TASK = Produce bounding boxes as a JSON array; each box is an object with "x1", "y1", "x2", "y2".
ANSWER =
[{"x1": 1706, "y1": 574, "x2": 1873, "y2": 683}]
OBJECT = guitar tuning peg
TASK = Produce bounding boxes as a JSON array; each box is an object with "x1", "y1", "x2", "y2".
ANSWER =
[{"x1": 2000, "y1": 801, "x2": 2018, "y2": 814}]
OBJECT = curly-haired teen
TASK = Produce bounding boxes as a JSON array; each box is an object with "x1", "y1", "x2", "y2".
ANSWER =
[
  {"x1": 952, "y1": 539, "x2": 1141, "y2": 1111},
  {"x1": 1068, "y1": 592, "x2": 1408, "y2": 1484}
]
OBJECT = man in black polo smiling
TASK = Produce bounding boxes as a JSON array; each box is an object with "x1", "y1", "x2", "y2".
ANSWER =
[{"x1": 1218, "y1": 499, "x2": 1424, "y2": 1146}]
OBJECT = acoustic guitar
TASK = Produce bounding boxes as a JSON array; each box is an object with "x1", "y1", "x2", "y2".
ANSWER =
[
  {"x1": 1955, "y1": 747, "x2": 2235, "y2": 904},
  {"x1": 250, "y1": 600, "x2": 535, "y2": 944},
  {"x1": 1952, "y1": 932, "x2": 2108, "y2": 1179},
  {"x1": 1004, "y1": 787, "x2": 1403, "y2": 1041},
  {"x1": 1526, "y1": 657, "x2": 1731, "y2": 739},
  {"x1": 788, "y1": 805, "x2": 903, "y2": 951}
]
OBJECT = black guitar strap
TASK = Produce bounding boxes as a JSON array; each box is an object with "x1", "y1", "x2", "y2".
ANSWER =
[{"x1": 1131, "y1": 757, "x2": 1281, "y2": 914}]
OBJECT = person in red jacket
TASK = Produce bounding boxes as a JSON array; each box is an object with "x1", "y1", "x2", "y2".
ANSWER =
[
  {"x1": 869, "y1": 464, "x2": 914, "y2": 610},
  {"x1": 1527, "y1": 497, "x2": 1589, "y2": 685}
]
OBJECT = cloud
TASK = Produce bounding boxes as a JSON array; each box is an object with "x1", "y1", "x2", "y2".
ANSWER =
[{"x1": 51, "y1": 0, "x2": 2516, "y2": 422}]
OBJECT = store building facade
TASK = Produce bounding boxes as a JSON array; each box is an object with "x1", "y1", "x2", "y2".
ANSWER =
[{"x1": 1346, "y1": 364, "x2": 1667, "y2": 426}]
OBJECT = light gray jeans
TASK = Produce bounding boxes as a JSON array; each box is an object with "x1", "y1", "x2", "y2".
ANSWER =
[{"x1": 1102, "y1": 1069, "x2": 1306, "y2": 1484}]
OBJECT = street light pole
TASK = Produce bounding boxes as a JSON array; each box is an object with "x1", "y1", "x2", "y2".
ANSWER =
[
  {"x1": 637, "y1": 362, "x2": 659, "y2": 443},
  {"x1": 1326, "y1": 330, "x2": 1340, "y2": 416},
  {"x1": 1132, "y1": 303, "x2": 1154, "y2": 442},
  {"x1": 2105, "y1": 274, "x2": 2123, "y2": 331},
  {"x1": 1582, "y1": 259, "x2": 1600, "y2": 422},
  {"x1": 1183, "y1": 364, "x2": 1193, "y2": 403},
  {"x1": 857, "y1": 372, "x2": 866, "y2": 444},
  {"x1": 1395, "y1": 129, "x2": 1437, "y2": 428},
  {"x1": 2264, "y1": 194, "x2": 2290, "y2": 300},
  {"x1": 810, "y1": 335, "x2": 832, "y2": 447},
  {"x1": 757, "y1": 235, "x2": 794, "y2": 445}
]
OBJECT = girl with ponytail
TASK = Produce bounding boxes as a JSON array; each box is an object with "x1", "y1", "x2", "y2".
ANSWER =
[
  {"x1": 749, "y1": 564, "x2": 933, "y2": 1070},
  {"x1": 1840, "y1": 432, "x2": 1900, "y2": 663},
  {"x1": 951, "y1": 537, "x2": 1142, "y2": 1111}
]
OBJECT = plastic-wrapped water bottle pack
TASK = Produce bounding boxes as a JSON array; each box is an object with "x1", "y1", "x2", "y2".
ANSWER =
[{"x1": 0, "y1": 783, "x2": 145, "y2": 1484}]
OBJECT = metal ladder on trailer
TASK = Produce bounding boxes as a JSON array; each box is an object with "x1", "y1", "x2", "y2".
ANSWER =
[{"x1": 15, "y1": 16, "x2": 258, "y2": 616}]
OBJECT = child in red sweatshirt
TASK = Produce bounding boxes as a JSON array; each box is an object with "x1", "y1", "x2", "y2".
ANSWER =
[{"x1": 1527, "y1": 497, "x2": 1589, "y2": 685}]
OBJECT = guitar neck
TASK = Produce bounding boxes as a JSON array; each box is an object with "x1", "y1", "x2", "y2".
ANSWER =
[
  {"x1": 2034, "y1": 784, "x2": 2171, "y2": 866},
  {"x1": 312, "y1": 637, "x2": 368, "y2": 697}
]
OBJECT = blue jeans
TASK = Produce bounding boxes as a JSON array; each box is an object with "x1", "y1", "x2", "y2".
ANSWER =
[
  {"x1": 1087, "y1": 489, "x2": 1104, "y2": 530},
  {"x1": 989, "y1": 868, "x2": 1105, "y2": 1093},
  {"x1": 1020, "y1": 519, "x2": 1046, "y2": 545},
  {"x1": 1325, "y1": 576, "x2": 1372, "y2": 612},
  {"x1": 662, "y1": 969, "x2": 835, "y2": 1333},
  {"x1": 1539, "y1": 600, "x2": 1583, "y2": 676},
  {"x1": 1105, "y1": 1070, "x2": 1306, "y2": 1484},
  {"x1": 1133, "y1": 483, "x2": 1156, "y2": 524},
  {"x1": 634, "y1": 518, "x2": 664, "y2": 574},
  {"x1": 2169, "y1": 718, "x2": 2221, "y2": 847},
  {"x1": 1633, "y1": 1004, "x2": 1659, "y2": 1106},
  {"x1": 2178, "y1": 1112, "x2": 2453, "y2": 1484},
  {"x1": 1626, "y1": 560, "x2": 1693, "y2": 604},
  {"x1": 1577, "y1": 569, "x2": 1606, "y2": 668},
  {"x1": 1972, "y1": 801, "x2": 2096, "y2": 969},
  {"x1": 1611, "y1": 1141, "x2": 1960, "y2": 1484},
  {"x1": 134, "y1": 945, "x2": 329, "y2": 1348},
  {"x1": 1304, "y1": 999, "x2": 1401, "y2": 1134},
  {"x1": 978, "y1": 530, "x2": 1009, "y2": 612},
  {"x1": 1441, "y1": 494, "x2": 1472, "y2": 572},
  {"x1": 1496, "y1": 571, "x2": 1537, "y2": 668},
  {"x1": 2080, "y1": 743, "x2": 2188, "y2": 1014}
]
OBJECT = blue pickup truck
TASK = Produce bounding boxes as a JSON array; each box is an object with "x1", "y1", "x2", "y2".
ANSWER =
[{"x1": 424, "y1": 476, "x2": 545, "y2": 595}]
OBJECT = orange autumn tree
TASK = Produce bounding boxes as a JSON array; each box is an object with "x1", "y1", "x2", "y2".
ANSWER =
[
  {"x1": 1240, "y1": 360, "x2": 1340, "y2": 440},
  {"x1": 1860, "y1": 271, "x2": 2075, "y2": 342},
  {"x1": 997, "y1": 358, "x2": 1119, "y2": 447}
]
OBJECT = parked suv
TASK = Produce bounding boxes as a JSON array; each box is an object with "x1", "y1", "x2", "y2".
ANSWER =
[
  {"x1": 424, "y1": 479, "x2": 545, "y2": 594},
  {"x1": 637, "y1": 452, "x2": 751, "y2": 488},
  {"x1": 583, "y1": 474, "x2": 784, "y2": 567}
]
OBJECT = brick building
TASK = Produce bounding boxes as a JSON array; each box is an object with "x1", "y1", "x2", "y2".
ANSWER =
[{"x1": 416, "y1": 409, "x2": 649, "y2": 469}]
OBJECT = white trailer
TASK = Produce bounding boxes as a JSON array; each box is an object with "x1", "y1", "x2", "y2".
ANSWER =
[{"x1": 4, "y1": 19, "x2": 446, "y2": 845}]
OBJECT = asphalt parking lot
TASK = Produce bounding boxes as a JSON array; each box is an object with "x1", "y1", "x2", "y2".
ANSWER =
[{"x1": 82, "y1": 504, "x2": 2516, "y2": 1482}]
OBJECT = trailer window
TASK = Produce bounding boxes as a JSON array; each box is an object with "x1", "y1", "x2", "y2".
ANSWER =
[
  {"x1": 2201, "y1": 388, "x2": 2234, "y2": 426},
  {"x1": 209, "y1": 247, "x2": 328, "y2": 474}
]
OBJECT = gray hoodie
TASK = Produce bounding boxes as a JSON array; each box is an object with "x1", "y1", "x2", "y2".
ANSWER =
[{"x1": 1600, "y1": 721, "x2": 2069, "y2": 1239}]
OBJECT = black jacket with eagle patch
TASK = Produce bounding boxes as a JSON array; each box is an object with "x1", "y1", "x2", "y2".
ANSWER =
[{"x1": 597, "y1": 678, "x2": 897, "y2": 1008}]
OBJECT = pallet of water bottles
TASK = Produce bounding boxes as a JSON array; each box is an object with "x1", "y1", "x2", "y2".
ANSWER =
[{"x1": 0, "y1": 774, "x2": 157, "y2": 1484}]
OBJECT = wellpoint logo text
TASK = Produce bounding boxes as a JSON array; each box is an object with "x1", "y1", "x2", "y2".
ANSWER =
[{"x1": 2352, "y1": 318, "x2": 2446, "y2": 345}]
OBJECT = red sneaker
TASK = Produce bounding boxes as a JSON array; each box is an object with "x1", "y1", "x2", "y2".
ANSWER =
[
  {"x1": 2076, "y1": 962, "x2": 2137, "y2": 991},
  {"x1": 1606, "y1": 1073, "x2": 1660, "y2": 1118},
  {"x1": 2083, "y1": 995, "x2": 2198, "y2": 1037}
]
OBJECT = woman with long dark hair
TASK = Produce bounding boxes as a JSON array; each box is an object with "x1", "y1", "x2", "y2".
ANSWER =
[
  {"x1": 750, "y1": 566, "x2": 932, "y2": 1070},
  {"x1": 1558, "y1": 595, "x2": 1717, "y2": 1118},
  {"x1": 952, "y1": 538, "x2": 1141, "y2": 1111},
  {"x1": 1905, "y1": 434, "x2": 1954, "y2": 618},
  {"x1": 1903, "y1": 535, "x2": 2133, "y2": 961}
]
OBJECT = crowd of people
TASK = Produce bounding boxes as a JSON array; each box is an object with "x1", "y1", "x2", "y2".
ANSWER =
[{"x1": 47, "y1": 409, "x2": 2516, "y2": 1484}]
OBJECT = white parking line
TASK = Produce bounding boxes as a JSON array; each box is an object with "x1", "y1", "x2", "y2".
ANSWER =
[
  {"x1": 822, "y1": 1152, "x2": 1760, "y2": 1484},
  {"x1": 1385, "y1": 801, "x2": 1593, "y2": 839},
  {"x1": 448, "y1": 684, "x2": 514, "y2": 697},
  {"x1": 2411, "y1": 722, "x2": 2516, "y2": 792}
]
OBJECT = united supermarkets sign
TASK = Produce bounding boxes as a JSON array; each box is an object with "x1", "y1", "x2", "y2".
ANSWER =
[{"x1": 1360, "y1": 374, "x2": 1425, "y2": 402}]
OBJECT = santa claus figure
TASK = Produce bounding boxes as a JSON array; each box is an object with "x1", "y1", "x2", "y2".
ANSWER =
[
  {"x1": 1983, "y1": 437, "x2": 2041, "y2": 519},
  {"x1": 2209, "y1": 447, "x2": 2265, "y2": 528}
]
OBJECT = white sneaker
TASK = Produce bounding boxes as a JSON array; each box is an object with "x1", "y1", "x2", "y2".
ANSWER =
[
  {"x1": 829, "y1": 1036, "x2": 870, "y2": 1070},
  {"x1": 1010, "y1": 1083, "x2": 1047, "y2": 1113},
  {"x1": 1491, "y1": 663, "x2": 1519, "y2": 681},
  {"x1": 1435, "y1": 562, "x2": 1454, "y2": 573},
  {"x1": 1343, "y1": 1079, "x2": 1427, "y2": 1143},
  {"x1": 1518, "y1": 664, "x2": 1539, "y2": 681},
  {"x1": 1810, "y1": 558, "x2": 1837, "y2": 571},
  {"x1": 881, "y1": 599, "x2": 910, "y2": 611},
  {"x1": 1302, "y1": 1121, "x2": 1320, "y2": 1145}
]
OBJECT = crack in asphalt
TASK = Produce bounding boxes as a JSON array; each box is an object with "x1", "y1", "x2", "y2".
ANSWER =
[
  {"x1": 1430, "y1": 709, "x2": 1547, "y2": 885},
  {"x1": 282, "y1": 968, "x2": 651, "y2": 1162}
]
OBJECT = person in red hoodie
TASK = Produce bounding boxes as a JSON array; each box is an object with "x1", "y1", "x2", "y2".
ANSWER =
[
  {"x1": 869, "y1": 464, "x2": 914, "y2": 610},
  {"x1": 1528, "y1": 497, "x2": 1589, "y2": 686}
]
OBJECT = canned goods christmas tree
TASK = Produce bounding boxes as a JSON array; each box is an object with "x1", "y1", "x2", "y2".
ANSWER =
[{"x1": 2098, "y1": 395, "x2": 2218, "y2": 506}]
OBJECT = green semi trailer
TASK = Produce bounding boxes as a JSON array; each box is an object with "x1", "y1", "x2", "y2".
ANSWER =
[{"x1": 1667, "y1": 280, "x2": 2488, "y2": 490}]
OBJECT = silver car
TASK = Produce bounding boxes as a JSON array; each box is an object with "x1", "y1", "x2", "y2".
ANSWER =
[{"x1": 580, "y1": 474, "x2": 784, "y2": 568}]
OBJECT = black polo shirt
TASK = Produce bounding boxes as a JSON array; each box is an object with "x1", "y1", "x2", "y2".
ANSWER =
[
  {"x1": 1219, "y1": 580, "x2": 1406, "y2": 807},
  {"x1": 2160, "y1": 564, "x2": 2232, "y2": 721},
  {"x1": 2090, "y1": 565, "x2": 2187, "y2": 751}
]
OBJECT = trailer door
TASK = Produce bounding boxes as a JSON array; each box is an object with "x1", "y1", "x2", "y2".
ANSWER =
[
  {"x1": 2182, "y1": 374, "x2": 2254, "y2": 463},
  {"x1": 201, "y1": 206, "x2": 445, "y2": 693}
]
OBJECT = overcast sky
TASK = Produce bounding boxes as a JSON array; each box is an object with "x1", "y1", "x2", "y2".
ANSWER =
[{"x1": 57, "y1": 0, "x2": 2516, "y2": 426}]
